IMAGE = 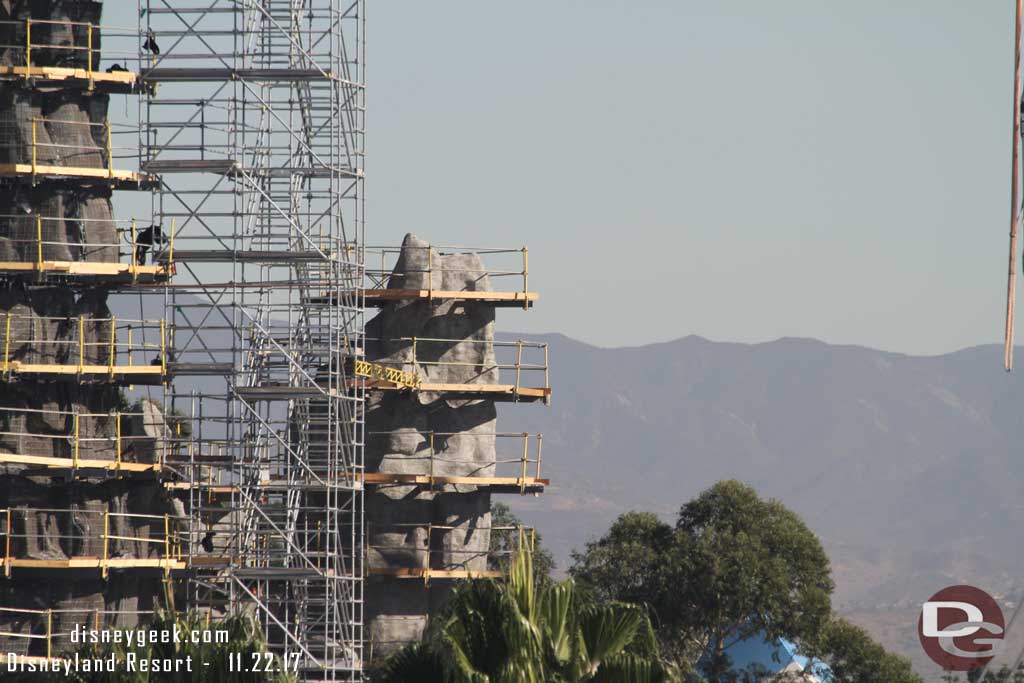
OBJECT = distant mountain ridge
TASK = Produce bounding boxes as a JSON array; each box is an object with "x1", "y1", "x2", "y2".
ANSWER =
[
  {"x1": 496, "y1": 333, "x2": 1024, "y2": 680},
  {"x1": 496, "y1": 333, "x2": 1024, "y2": 609}
]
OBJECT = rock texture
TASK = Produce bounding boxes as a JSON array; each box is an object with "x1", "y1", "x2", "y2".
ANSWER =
[
  {"x1": 0, "y1": 2, "x2": 172, "y2": 657},
  {"x1": 365, "y1": 234, "x2": 498, "y2": 656}
]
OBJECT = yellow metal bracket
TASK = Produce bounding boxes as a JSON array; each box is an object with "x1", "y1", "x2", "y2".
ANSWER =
[{"x1": 354, "y1": 359, "x2": 422, "y2": 389}]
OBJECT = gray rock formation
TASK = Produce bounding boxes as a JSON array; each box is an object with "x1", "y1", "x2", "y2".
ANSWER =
[
  {"x1": 365, "y1": 234, "x2": 498, "y2": 657},
  {"x1": 0, "y1": 2, "x2": 173, "y2": 657}
]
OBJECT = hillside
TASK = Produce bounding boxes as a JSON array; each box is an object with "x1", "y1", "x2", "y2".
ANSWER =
[{"x1": 497, "y1": 334, "x2": 1024, "y2": 679}]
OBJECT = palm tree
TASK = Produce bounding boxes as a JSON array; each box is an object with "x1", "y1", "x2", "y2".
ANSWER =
[{"x1": 377, "y1": 545, "x2": 678, "y2": 683}]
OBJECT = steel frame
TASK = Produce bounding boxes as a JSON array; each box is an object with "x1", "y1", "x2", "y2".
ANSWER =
[{"x1": 141, "y1": 2, "x2": 365, "y2": 680}]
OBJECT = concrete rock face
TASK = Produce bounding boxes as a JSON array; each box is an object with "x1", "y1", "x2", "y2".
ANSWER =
[
  {"x1": 0, "y1": 1, "x2": 117, "y2": 263},
  {"x1": 365, "y1": 234, "x2": 498, "y2": 657},
  {"x1": 0, "y1": 3, "x2": 174, "y2": 657}
]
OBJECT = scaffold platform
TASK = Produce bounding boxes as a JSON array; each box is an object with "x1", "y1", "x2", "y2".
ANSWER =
[
  {"x1": 0, "y1": 65, "x2": 140, "y2": 92},
  {"x1": 360, "y1": 380, "x2": 550, "y2": 402},
  {"x1": 164, "y1": 474, "x2": 547, "y2": 496},
  {"x1": 0, "y1": 453, "x2": 160, "y2": 473},
  {"x1": 362, "y1": 288, "x2": 538, "y2": 308},
  {"x1": 0, "y1": 261, "x2": 170, "y2": 282},
  {"x1": 2, "y1": 362, "x2": 165, "y2": 381},
  {"x1": 0, "y1": 163, "x2": 155, "y2": 189},
  {"x1": 367, "y1": 568, "x2": 502, "y2": 580}
]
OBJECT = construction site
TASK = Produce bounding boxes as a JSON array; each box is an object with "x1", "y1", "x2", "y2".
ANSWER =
[{"x1": 0, "y1": 2, "x2": 549, "y2": 680}]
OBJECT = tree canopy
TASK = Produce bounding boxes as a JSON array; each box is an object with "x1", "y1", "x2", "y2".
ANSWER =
[
  {"x1": 671, "y1": 480, "x2": 833, "y2": 661},
  {"x1": 571, "y1": 480, "x2": 921, "y2": 683},
  {"x1": 816, "y1": 617, "x2": 920, "y2": 683}
]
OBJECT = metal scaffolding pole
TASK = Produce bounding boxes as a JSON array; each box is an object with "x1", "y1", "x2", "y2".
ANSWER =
[{"x1": 142, "y1": 2, "x2": 365, "y2": 680}]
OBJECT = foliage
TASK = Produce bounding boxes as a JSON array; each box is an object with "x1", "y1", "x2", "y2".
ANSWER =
[
  {"x1": 671, "y1": 480, "x2": 833, "y2": 678},
  {"x1": 491, "y1": 502, "x2": 556, "y2": 588},
  {"x1": 967, "y1": 664, "x2": 1024, "y2": 683},
  {"x1": 376, "y1": 548, "x2": 678, "y2": 683},
  {"x1": 17, "y1": 610, "x2": 294, "y2": 683},
  {"x1": 815, "y1": 617, "x2": 921, "y2": 683},
  {"x1": 569, "y1": 512, "x2": 680, "y2": 658},
  {"x1": 570, "y1": 481, "x2": 833, "y2": 679}
]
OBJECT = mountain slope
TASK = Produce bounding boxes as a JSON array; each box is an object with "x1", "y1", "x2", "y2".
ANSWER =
[{"x1": 498, "y1": 335, "x2": 1024, "y2": 609}]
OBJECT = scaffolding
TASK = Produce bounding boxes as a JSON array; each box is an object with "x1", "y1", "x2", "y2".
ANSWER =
[
  {"x1": 1, "y1": 508, "x2": 183, "y2": 577},
  {"x1": 140, "y1": 2, "x2": 365, "y2": 680},
  {"x1": 0, "y1": 405, "x2": 171, "y2": 473},
  {"x1": 361, "y1": 336, "x2": 551, "y2": 403}
]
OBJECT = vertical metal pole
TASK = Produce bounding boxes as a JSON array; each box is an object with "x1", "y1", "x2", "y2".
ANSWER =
[
  {"x1": 536, "y1": 434, "x2": 543, "y2": 479},
  {"x1": 544, "y1": 344, "x2": 550, "y2": 405},
  {"x1": 515, "y1": 340, "x2": 523, "y2": 398},
  {"x1": 31, "y1": 118, "x2": 37, "y2": 177},
  {"x1": 1, "y1": 314, "x2": 8, "y2": 372},
  {"x1": 1007, "y1": 0, "x2": 1023, "y2": 371},
  {"x1": 130, "y1": 219, "x2": 137, "y2": 274},
  {"x1": 106, "y1": 121, "x2": 114, "y2": 179},
  {"x1": 3, "y1": 510, "x2": 10, "y2": 577},
  {"x1": 164, "y1": 515, "x2": 170, "y2": 575},
  {"x1": 101, "y1": 512, "x2": 109, "y2": 579},
  {"x1": 520, "y1": 433, "x2": 528, "y2": 493},
  {"x1": 36, "y1": 215, "x2": 43, "y2": 269},
  {"x1": 108, "y1": 317, "x2": 116, "y2": 376},
  {"x1": 78, "y1": 316, "x2": 85, "y2": 373},
  {"x1": 428, "y1": 432, "x2": 435, "y2": 487},
  {"x1": 522, "y1": 246, "x2": 529, "y2": 310}
]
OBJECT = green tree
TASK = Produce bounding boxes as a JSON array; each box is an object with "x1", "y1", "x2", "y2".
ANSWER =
[
  {"x1": 569, "y1": 512, "x2": 680, "y2": 657},
  {"x1": 376, "y1": 547, "x2": 678, "y2": 683},
  {"x1": 671, "y1": 480, "x2": 833, "y2": 679},
  {"x1": 571, "y1": 482, "x2": 833, "y2": 679},
  {"x1": 491, "y1": 501, "x2": 556, "y2": 587},
  {"x1": 816, "y1": 617, "x2": 921, "y2": 683},
  {"x1": 969, "y1": 664, "x2": 1024, "y2": 682}
]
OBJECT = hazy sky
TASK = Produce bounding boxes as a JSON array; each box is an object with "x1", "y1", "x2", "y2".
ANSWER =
[{"x1": 369, "y1": 1, "x2": 1014, "y2": 354}]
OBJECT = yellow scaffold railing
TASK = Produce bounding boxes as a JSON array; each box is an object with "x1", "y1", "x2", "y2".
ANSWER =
[
  {"x1": 354, "y1": 359, "x2": 422, "y2": 389},
  {"x1": 0, "y1": 509, "x2": 182, "y2": 579}
]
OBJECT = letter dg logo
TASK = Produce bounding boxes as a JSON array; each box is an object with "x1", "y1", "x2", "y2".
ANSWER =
[{"x1": 919, "y1": 585, "x2": 1006, "y2": 671}]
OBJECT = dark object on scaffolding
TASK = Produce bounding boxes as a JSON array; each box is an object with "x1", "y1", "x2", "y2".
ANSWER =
[
  {"x1": 142, "y1": 30, "x2": 160, "y2": 56},
  {"x1": 134, "y1": 224, "x2": 164, "y2": 265}
]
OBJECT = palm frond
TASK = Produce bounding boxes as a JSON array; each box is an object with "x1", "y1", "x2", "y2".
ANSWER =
[
  {"x1": 577, "y1": 603, "x2": 644, "y2": 677},
  {"x1": 541, "y1": 579, "x2": 576, "y2": 665},
  {"x1": 590, "y1": 653, "x2": 680, "y2": 683}
]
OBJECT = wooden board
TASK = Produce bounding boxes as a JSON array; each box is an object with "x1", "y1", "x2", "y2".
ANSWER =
[
  {"x1": 368, "y1": 567, "x2": 503, "y2": 579},
  {"x1": 4, "y1": 362, "x2": 164, "y2": 376},
  {"x1": 6, "y1": 558, "x2": 183, "y2": 570},
  {"x1": 0, "y1": 260, "x2": 170, "y2": 282},
  {"x1": 0, "y1": 65, "x2": 139, "y2": 89},
  {"x1": 0, "y1": 163, "x2": 149, "y2": 186},
  {"x1": 361, "y1": 288, "x2": 538, "y2": 305},
  {"x1": 0, "y1": 453, "x2": 159, "y2": 472},
  {"x1": 166, "y1": 474, "x2": 548, "y2": 494},
  {"x1": 363, "y1": 473, "x2": 548, "y2": 488},
  {"x1": 360, "y1": 380, "x2": 550, "y2": 402}
]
